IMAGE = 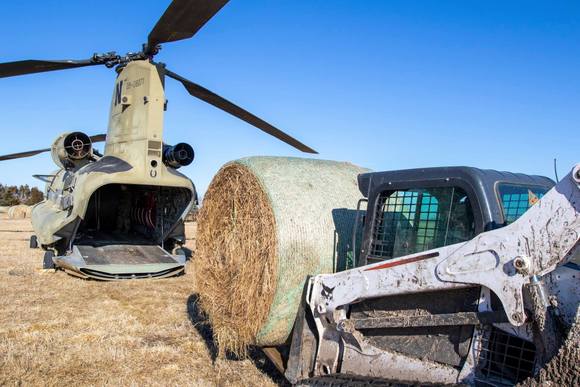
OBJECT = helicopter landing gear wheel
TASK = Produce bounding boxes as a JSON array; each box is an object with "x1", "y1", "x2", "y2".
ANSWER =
[
  {"x1": 174, "y1": 246, "x2": 192, "y2": 261},
  {"x1": 42, "y1": 251, "x2": 55, "y2": 270},
  {"x1": 29, "y1": 235, "x2": 38, "y2": 249}
]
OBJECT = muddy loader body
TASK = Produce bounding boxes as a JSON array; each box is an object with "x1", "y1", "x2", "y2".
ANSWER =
[{"x1": 282, "y1": 165, "x2": 579, "y2": 386}]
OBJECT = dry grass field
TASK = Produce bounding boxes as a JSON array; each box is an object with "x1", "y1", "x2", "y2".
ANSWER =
[{"x1": 0, "y1": 215, "x2": 283, "y2": 386}]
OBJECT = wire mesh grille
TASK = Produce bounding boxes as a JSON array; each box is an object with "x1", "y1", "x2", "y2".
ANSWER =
[
  {"x1": 370, "y1": 191, "x2": 441, "y2": 258},
  {"x1": 501, "y1": 193, "x2": 534, "y2": 224},
  {"x1": 474, "y1": 326, "x2": 536, "y2": 385},
  {"x1": 498, "y1": 184, "x2": 548, "y2": 224},
  {"x1": 369, "y1": 187, "x2": 474, "y2": 261}
]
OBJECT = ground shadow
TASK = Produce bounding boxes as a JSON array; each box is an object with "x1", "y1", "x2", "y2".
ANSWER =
[
  {"x1": 186, "y1": 294, "x2": 289, "y2": 386},
  {"x1": 186, "y1": 293, "x2": 218, "y2": 357}
]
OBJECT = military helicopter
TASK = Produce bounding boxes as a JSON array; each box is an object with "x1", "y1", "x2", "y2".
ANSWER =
[{"x1": 0, "y1": 0, "x2": 316, "y2": 280}]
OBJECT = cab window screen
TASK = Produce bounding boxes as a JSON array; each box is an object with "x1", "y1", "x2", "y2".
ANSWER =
[
  {"x1": 369, "y1": 187, "x2": 475, "y2": 261},
  {"x1": 498, "y1": 184, "x2": 548, "y2": 224}
]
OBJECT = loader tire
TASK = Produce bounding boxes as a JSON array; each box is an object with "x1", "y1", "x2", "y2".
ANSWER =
[
  {"x1": 174, "y1": 247, "x2": 192, "y2": 261},
  {"x1": 43, "y1": 251, "x2": 55, "y2": 270}
]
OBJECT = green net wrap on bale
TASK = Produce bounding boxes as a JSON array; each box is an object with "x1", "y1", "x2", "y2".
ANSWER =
[{"x1": 195, "y1": 156, "x2": 369, "y2": 355}]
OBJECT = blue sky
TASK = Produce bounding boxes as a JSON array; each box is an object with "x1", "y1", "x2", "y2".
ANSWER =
[{"x1": 0, "y1": 1, "x2": 578, "y2": 196}]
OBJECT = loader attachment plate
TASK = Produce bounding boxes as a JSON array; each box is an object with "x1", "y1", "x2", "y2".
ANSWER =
[{"x1": 53, "y1": 244, "x2": 185, "y2": 280}]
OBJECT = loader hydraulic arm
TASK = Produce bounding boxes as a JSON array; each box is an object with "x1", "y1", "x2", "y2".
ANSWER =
[{"x1": 299, "y1": 164, "x2": 579, "y2": 383}]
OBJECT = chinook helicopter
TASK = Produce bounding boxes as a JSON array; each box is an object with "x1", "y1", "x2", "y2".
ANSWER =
[{"x1": 0, "y1": 0, "x2": 316, "y2": 280}]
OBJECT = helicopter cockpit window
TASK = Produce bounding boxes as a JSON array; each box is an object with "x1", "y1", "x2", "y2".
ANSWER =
[{"x1": 369, "y1": 186, "x2": 475, "y2": 262}]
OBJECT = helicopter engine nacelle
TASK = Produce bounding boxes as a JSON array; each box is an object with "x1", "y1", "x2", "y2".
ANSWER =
[
  {"x1": 163, "y1": 143, "x2": 194, "y2": 169},
  {"x1": 51, "y1": 132, "x2": 93, "y2": 169}
]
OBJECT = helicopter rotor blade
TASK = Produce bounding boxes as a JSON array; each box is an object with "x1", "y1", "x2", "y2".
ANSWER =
[
  {"x1": 147, "y1": 0, "x2": 229, "y2": 51},
  {"x1": 0, "y1": 59, "x2": 98, "y2": 79},
  {"x1": 165, "y1": 69, "x2": 317, "y2": 154},
  {"x1": 0, "y1": 148, "x2": 51, "y2": 161}
]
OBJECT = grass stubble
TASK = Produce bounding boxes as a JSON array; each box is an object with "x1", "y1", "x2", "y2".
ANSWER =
[{"x1": 0, "y1": 215, "x2": 280, "y2": 386}]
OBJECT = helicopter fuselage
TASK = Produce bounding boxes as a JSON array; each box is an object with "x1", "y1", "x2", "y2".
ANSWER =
[{"x1": 31, "y1": 61, "x2": 196, "y2": 279}]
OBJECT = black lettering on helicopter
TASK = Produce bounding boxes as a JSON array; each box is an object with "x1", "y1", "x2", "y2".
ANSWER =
[
  {"x1": 114, "y1": 80, "x2": 124, "y2": 106},
  {"x1": 126, "y1": 77, "x2": 144, "y2": 90}
]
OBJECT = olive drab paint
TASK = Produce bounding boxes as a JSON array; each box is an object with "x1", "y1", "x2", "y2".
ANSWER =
[
  {"x1": 29, "y1": 60, "x2": 195, "y2": 279},
  {"x1": 105, "y1": 61, "x2": 169, "y2": 182}
]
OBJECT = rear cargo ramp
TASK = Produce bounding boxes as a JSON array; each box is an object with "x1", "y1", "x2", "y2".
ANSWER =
[
  {"x1": 80, "y1": 245, "x2": 177, "y2": 265},
  {"x1": 54, "y1": 244, "x2": 185, "y2": 280}
]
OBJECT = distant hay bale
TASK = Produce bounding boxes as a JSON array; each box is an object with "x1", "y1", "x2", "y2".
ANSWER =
[
  {"x1": 24, "y1": 206, "x2": 34, "y2": 218},
  {"x1": 195, "y1": 156, "x2": 368, "y2": 356},
  {"x1": 8, "y1": 205, "x2": 30, "y2": 219},
  {"x1": 0, "y1": 206, "x2": 9, "y2": 214},
  {"x1": 12, "y1": 207, "x2": 20, "y2": 219}
]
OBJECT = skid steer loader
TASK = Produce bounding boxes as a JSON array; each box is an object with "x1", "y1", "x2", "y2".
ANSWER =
[{"x1": 282, "y1": 164, "x2": 579, "y2": 386}]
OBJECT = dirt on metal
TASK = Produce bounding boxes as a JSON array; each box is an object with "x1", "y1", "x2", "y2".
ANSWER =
[
  {"x1": 518, "y1": 316, "x2": 580, "y2": 386},
  {"x1": 0, "y1": 215, "x2": 282, "y2": 386}
]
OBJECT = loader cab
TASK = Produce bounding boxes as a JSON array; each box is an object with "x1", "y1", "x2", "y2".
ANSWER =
[{"x1": 355, "y1": 167, "x2": 554, "y2": 267}]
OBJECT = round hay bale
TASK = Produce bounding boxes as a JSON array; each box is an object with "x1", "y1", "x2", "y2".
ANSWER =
[
  {"x1": 24, "y1": 206, "x2": 33, "y2": 218},
  {"x1": 195, "y1": 156, "x2": 369, "y2": 355},
  {"x1": 8, "y1": 205, "x2": 29, "y2": 219},
  {"x1": 17, "y1": 205, "x2": 28, "y2": 219}
]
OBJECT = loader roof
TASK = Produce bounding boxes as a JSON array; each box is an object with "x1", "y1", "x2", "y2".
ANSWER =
[
  {"x1": 358, "y1": 166, "x2": 554, "y2": 198},
  {"x1": 357, "y1": 166, "x2": 555, "y2": 230}
]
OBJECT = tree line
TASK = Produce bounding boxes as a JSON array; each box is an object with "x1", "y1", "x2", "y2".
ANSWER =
[{"x1": 0, "y1": 184, "x2": 44, "y2": 206}]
